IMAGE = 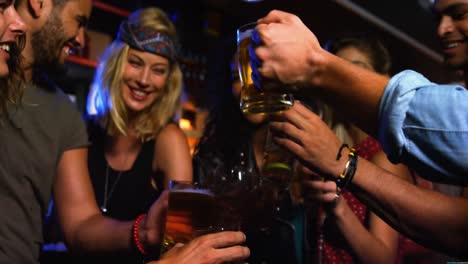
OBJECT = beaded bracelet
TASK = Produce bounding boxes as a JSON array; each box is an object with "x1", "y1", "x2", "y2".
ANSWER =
[
  {"x1": 335, "y1": 144, "x2": 358, "y2": 197},
  {"x1": 133, "y1": 214, "x2": 148, "y2": 256}
]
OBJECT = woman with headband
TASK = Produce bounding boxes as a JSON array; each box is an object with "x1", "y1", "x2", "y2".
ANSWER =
[{"x1": 82, "y1": 7, "x2": 192, "y2": 263}]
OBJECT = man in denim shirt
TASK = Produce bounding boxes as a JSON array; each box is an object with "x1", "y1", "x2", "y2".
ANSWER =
[{"x1": 250, "y1": 0, "x2": 468, "y2": 258}]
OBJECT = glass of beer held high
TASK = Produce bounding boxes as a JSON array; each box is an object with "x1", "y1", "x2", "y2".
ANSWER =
[
  {"x1": 160, "y1": 180, "x2": 217, "y2": 254},
  {"x1": 237, "y1": 22, "x2": 294, "y2": 114}
]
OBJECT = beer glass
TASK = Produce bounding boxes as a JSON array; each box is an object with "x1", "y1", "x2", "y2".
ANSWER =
[
  {"x1": 160, "y1": 180, "x2": 216, "y2": 254},
  {"x1": 260, "y1": 129, "x2": 295, "y2": 215},
  {"x1": 262, "y1": 129, "x2": 294, "y2": 189},
  {"x1": 237, "y1": 22, "x2": 294, "y2": 114}
]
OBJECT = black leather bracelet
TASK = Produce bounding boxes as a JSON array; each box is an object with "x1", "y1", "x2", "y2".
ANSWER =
[{"x1": 335, "y1": 144, "x2": 358, "y2": 196}]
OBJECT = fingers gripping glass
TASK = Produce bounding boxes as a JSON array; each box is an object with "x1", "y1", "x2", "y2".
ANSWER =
[
  {"x1": 236, "y1": 22, "x2": 294, "y2": 114},
  {"x1": 160, "y1": 178, "x2": 244, "y2": 256},
  {"x1": 160, "y1": 181, "x2": 217, "y2": 254}
]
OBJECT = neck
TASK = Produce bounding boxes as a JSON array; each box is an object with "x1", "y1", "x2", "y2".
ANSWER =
[
  {"x1": 463, "y1": 69, "x2": 468, "y2": 87},
  {"x1": 105, "y1": 132, "x2": 142, "y2": 171},
  {"x1": 23, "y1": 66, "x2": 34, "y2": 82},
  {"x1": 106, "y1": 132, "x2": 140, "y2": 154}
]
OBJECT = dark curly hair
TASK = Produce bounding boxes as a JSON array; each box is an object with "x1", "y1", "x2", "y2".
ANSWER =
[{"x1": 193, "y1": 33, "x2": 258, "y2": 178}]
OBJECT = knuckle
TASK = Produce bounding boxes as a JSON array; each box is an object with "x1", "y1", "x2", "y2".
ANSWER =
[{"x1": 198, "y1": 236, "x2": 211, "y2": 247}]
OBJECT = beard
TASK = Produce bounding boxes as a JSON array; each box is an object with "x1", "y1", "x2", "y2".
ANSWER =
[{"x1": 30, "y1": 9, "x2": 69, "y2": 75}]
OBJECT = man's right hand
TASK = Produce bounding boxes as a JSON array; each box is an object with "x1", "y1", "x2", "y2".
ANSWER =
[
  {"x1": 154, "y1": 231, "x2": 250, "y2": 264},
  {"x1": 252, "y1": 10, "x2": 325, "y2": 92}
]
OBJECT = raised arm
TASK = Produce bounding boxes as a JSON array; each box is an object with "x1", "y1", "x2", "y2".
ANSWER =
[
  {"x1": 253, "y1": 10, "x2": 388, "y2": 135},
  {"x1": 254, "y1": 11, "x2": 468, "y2": 185},
  {"x1": 349, "y1": 158, "x2": 468, "y2": 258},
  {"x1": 270, "y1": 102, "x2": 468, "y2": 258}
]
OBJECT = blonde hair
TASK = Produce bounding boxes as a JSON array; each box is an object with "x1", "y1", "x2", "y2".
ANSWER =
[
  {"x1": 88, "y1": 7, "x2": 182, "y2": 141},
  {"x1": 321, "y1": 104, "x2": 355, "y2": 146}
]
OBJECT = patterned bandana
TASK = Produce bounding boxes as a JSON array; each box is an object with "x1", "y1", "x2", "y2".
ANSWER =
[{"x1": 117, "y1": 20, "x2": 176, "y2": 61}]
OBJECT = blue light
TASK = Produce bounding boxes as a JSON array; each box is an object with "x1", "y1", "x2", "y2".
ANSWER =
[{"x1": 171, "y1": 12, "x2": 179, "y2": 22}]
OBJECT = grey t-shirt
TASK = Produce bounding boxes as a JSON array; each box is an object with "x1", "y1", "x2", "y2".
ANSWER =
[{"x1": 0, "y1": 83, "x2": 88, "y2": 263}]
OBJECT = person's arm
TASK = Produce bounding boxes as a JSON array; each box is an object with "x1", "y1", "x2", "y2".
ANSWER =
[
  {"x1": 255, "y1": 11, "x2": 468, "y2": 185},
  {"x1": 350, "y1": 159, "x2": 468, "y2": 258},
  {"x1": 333, "y1": 199, "x2": 398, "y2": 263},
  {"x1": 333, "y1": 150, "x2": 407, "y2": 263},
  {"x1": 153, "y1": 123, "x2": 193, "y2": 187},
  {"x1": 271, "y1": 102, "x2": 468, "y2": 258},
  {"x1": 150, "y1": 231, "x2": 250, "y2": 264},
  {"x1": 53, "y1": 148, "x2": 168, "y2": 254},
  {"x1": 53, "y1": 148, "x2": 133, "y2": 253},
  {"x1": 304, "y1": 169, "x2": 400, "y2": 262},
  {"x1": 253, "y1": 10, "x2": 388, "y2": 135}
]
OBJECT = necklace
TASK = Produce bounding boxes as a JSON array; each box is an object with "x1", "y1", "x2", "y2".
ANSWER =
[{"x1": 100, "y1": 164, "x2": 125, "y2": 213}]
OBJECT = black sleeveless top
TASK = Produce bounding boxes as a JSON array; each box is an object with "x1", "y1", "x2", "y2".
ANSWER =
[
  {"x1": 87, "y1": 120, "x2": 163, "y2": 221},
  {"x1": 75, "y1": 119, "x2": 163, "y2": 263}
]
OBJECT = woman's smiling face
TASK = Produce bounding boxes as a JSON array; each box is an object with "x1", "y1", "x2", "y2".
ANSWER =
[{"x1": 121, "y1": 48, "x2": 170, "y2": 112}]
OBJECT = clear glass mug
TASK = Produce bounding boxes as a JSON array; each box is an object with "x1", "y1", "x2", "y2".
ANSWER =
[
  {"x1": 160, "y1": 180, "x2": 217, "y2": 254},
  {"x1": 237, "y1": 22, "x2": 294, "y2": 114},
  {"x1": 160, "y1": 177, "x2": 245, "y2": 255}
]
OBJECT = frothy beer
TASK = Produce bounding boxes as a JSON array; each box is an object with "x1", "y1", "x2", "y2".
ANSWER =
[{"x1": 161, "y1": 189, "x2": 216, "y2": 253}]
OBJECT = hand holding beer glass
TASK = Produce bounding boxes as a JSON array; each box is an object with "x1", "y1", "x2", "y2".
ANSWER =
[
  {"x1": 160, "y1": 178, "x2": 246, "y2": 255},
  {"x1": 160, "y1": 180, "x2": 217, "y2": 254},
  {"x1": 237, "y1": 22, "x2": 294, "y2": 114}
]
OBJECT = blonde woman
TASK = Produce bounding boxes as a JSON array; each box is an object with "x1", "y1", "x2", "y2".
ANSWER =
[{"x1": 84, "y1": 7, "x2": 192, "y2": 262}]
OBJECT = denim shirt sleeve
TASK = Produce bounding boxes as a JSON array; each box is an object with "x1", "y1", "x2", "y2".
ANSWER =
[{"x1": 378, "y1": 70, "x2": 468, "y2": 186}]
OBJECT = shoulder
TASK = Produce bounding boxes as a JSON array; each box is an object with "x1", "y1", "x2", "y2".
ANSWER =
[
  {"x1": 152, "y1": 123, "x2": 192, "y2": 176},
  {"x1": 20, "y1": 83, "x2": 89, "y2": 151},
  {"x1": 85, "y1": 115, "x2": 106, "y2": 143},
  {"x1": 156, "y1": 123, "x2": 187, "y2": 143},
  {"x1": 154, "y1": 123, "x2": 189, "y2": 154},
  {"x1": 22, "y1": 82, "x2": 84, "y2": 124},
  {"x1": 27, "y1": 82, "x2": 73, "y2": 105}
]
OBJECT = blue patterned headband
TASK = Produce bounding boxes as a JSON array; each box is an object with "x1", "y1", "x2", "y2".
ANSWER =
[{"x1": 117, "y1": 20, "x2": 176, "y2": 61}]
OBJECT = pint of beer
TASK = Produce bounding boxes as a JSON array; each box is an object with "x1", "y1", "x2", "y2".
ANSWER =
[
  {"x1": 160, "y1": 181, "x2": 216, "y2": 254},
  {"x1": 237, "y1": 22, "x2": 294, "y2": 114}
]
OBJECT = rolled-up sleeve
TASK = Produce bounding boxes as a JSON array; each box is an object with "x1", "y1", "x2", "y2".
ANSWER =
[{"x1": 378, "y1": 70, "x2": 468, "y2": 186}]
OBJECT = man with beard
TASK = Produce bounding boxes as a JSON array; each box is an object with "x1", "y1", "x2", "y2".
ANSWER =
[
  {"x1": 0, "y1": 0, "x2": 249, "y2": 263},
  {"x1": 248, "y1": 0, "x2": 468, "y2": 259}
]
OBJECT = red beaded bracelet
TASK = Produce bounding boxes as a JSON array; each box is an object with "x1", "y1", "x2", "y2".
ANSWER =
[{"x1": 133, "y1": 214, "x2": 148, "y2": 256}]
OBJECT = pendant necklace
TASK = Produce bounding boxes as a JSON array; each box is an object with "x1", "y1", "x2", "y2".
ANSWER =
[{"x1": 100, "y1": 164, "x2": 125, "y2": 213}]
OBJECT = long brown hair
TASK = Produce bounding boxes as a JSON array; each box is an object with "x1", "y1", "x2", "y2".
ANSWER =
[{"x1": 0, "y1": 35, "x2": 25, "y2": 118}]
